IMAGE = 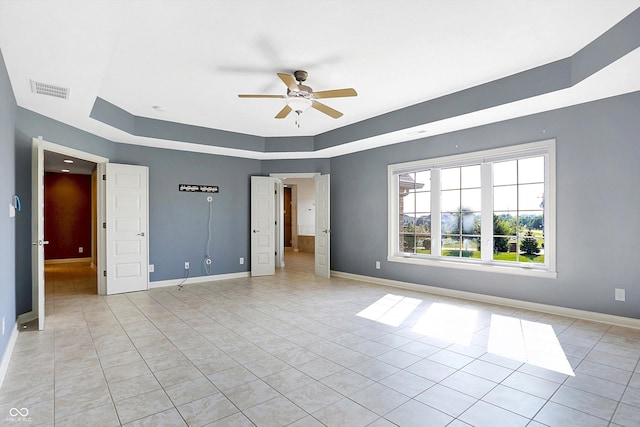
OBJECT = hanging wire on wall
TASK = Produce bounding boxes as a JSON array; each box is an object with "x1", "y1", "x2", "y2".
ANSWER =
[{"x1": 204, "y1": 196, "x2": 213, "y2": 274}]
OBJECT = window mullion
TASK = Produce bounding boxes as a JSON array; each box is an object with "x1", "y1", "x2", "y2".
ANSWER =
[
  {"x1": 431, "y1": 169, "x2": 442, "y2": 256},
  {"x1": 480, "y1": 163, "x2": 493, "y2": 262},
  {"x1": 389, "y1": 172, "x2": 400, "y2": 257}
]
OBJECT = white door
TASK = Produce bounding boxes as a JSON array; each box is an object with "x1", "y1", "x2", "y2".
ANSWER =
[
  {"x1": 315, "y1": 174, "x2": 330, "y2": 278},
  {"x1": 276, "y1": 180, "x2": 284, "y2": 268},
  {"x1": 251, "y1": 176, "x2": 276, "y2": 276},
  {"x1": 31, "y1": 141, "x2": 46, "y2": 330},
  {"x1": 105, "y1": 163, "x2": 149, "y2": 294}
]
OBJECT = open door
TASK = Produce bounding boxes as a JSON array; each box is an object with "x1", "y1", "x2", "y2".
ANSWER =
[
  {"x1": 276, "y1": 179, "x2": 284, "y2": 268},
  {"x1": 105, "y1": 163, "x2": 149, "y2": 294},
  {"x1": 31, "y1": 137, "x2": 109, "y2": 329},
  {"x1": 31, "y1": 139, "x2": 46, "y2": 330},
  {"x1": 315, "y1": 174, "x2": 330, "y2": 278},
  {"x1": 251, "y1": 176, "x2": 276, "y2": 276}
]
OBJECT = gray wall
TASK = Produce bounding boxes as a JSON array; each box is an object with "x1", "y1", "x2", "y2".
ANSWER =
[
  {"x1": 110, "y1": 143, "x2": 260, "y2": 280},
  {"x1": 330, "y1": 91, "x2": 640, "y2": 319},
  {"x1": 6, "y1": 73, "x2": 640, "y2": 325},
  {"x1": 14, "y1": 109, "x2": 260, "y2": 314},
  {"x1": 0, "y1": 49, "x2": 17, "y2": 362}
]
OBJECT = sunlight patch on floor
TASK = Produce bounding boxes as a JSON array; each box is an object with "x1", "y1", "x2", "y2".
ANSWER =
[
  {"x1": 412, "y1": 303, "x2": 478, "y2": 345},
  {"x1": 356, "y1": 295, "x2": 574, "y2": 376},
  {"x1": 488, "y1": 314, "x2": 575, "y2": 376},
  {"x1": 357, "y1": 294, "x2": 422, "y2": 327}
]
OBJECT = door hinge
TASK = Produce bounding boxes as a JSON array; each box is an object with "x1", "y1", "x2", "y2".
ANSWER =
[
  {"x1": 102, "y1": 222, "x2": 106, "y2": 229},
  {"x1": 102, "y1": 174, "x2": 106, "y2": 181},
  {"x1": 103, "y1": 270, "x2": 107, "y2": 277}
]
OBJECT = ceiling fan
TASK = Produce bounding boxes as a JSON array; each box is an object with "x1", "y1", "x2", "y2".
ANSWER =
[{"x1": 238, "y1": 70, "x2": 357, "y2": 127}]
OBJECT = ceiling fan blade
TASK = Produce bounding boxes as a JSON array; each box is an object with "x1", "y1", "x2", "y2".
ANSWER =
[
  {"x1": 311, "y1": 100, "x2": 343, "y2": 119},
  {"x1": 313, "y1": 88, "x2": 358, "y2": 99},
  {"x1": 238, "y1": 94, "x2": 285, "y2": 98},
  {"x1": 275, "y1": 105, "x2": 292, "y2": 119},
  {"x1": 277, "y1": 73, "x2": 299, "y2": 92}
]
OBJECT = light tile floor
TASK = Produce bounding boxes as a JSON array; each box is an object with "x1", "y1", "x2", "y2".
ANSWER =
[{"x1": 1, "y1": 251, "x2": 640, "y2": 426}]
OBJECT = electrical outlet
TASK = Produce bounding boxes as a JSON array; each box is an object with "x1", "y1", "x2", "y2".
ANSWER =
[
  {"x1": 184, "y1": 262, "x2": 190, "y2": 270},
  {"x1": 375, "y1": 261, "x2": 381, "y2": 270},
  {"x1": 149, "y1": 264, "x2": 154, "y2": 273},
  {"x1": 615, "y1": 288, "x2": 625, "y2": 302},
  {"x1": 239, "y1": 257, "x2": 244, "y2": 265},
  {"x1": 79, "y1": 246, "x2": 83, "y2": 253}
]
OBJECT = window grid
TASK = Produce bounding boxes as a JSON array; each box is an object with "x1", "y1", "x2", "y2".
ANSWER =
[
  {"x1": 398, "y1": 171, "x2": 431, "y2": 255},
  {"x1": 389, "y1": 140, "x2": 554, "y2": 275},
  {"x1": 492, "y1": 157, "x2": 545, "y2": 265},
  {"x1": 440, "y1": 165, "x2": 481, "y2": 259}
]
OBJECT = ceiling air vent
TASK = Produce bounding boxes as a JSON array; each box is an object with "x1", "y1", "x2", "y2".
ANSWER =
[{"x1": 30, "y1": 79, "x2": 70, "y2": 99}]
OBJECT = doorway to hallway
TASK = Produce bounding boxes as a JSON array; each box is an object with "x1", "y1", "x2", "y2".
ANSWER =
[{"x1": 45, "y1": 261, "x2": 96, "y2": 300}]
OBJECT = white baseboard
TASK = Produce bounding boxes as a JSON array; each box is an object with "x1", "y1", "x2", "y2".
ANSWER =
[
  {"x1": 45, "y1": 257, "x2": 92, "y2": 265},
  {"x1": 149, "y1": 271, "x2": 250, "y2": 289},
  {"x1": 0, "y1": 322, "x2": 19, "y2": 389},
  {"x1": 331, "y1": 271, "x2": 640, "y2": 330}
]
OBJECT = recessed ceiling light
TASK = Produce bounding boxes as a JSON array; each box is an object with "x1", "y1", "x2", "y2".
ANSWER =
[
  {"x1": 63, "y1": 159, "x2": 74, "y2": 163},
  {"x1": 61, "y1": 169, "x2": 70, "y2": 173}
]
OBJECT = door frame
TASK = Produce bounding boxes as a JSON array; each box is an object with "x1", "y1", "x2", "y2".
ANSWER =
[
  {"x1": 269, "y1": 172, "x2": 323, "y2": 271},
  {"x1": 30, "y1": 137, "x2": 109, "y2": 329}
]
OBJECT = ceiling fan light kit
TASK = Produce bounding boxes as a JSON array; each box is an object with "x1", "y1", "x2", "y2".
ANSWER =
[
  {"x1": 286, "y1": 95, "x2": 312, "y2": 113},
  {"x1": 238, "y1": 70, "x2": 357, "y2": 127}
]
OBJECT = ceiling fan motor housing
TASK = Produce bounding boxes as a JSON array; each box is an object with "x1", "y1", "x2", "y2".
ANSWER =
[
  {"x1": 289, "y1": 84, "x2": 313, "y2": 98},
  {"x1": 293, "y1": 70, "x2": 308, "y2": 82}
]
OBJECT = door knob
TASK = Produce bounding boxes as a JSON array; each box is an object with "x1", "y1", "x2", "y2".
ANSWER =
[
  {"x1": 137, "y1": 232, "x2": 145, "y2": 236},
  {"x1": 253, "y1": 229, "x2": 259, "y2": 233}
]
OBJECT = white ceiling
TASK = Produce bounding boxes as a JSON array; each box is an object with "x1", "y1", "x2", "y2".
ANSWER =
[{"x1": 1, "y1": 0, "x2": 639, "y2": 159}]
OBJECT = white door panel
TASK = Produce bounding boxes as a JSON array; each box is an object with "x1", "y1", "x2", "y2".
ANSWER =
[
  {"x1": 251, "y1": 176, "x2": 276, "y2": 276},
  {"x1": 31, "y1": 140, "x2": 45, "y2": 330},
  {"x1": 315, "y1": 174, "x2": 330, "y2": 278},
  {"x1": 106, "y1": 163, "x2": 149, "y2": 294}
]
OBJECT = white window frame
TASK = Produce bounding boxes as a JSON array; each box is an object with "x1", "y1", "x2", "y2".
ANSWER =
[{"x1": 388, "y1": 140, "x2": 556, "y2": 278}]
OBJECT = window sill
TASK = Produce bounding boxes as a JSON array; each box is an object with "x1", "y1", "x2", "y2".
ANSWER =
[{"x1": 387, "y1": 255, "x2": 557, "y2": 279}]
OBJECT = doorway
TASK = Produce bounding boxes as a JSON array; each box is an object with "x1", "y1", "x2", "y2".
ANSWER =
[
  {"x1": 30, "y1": 137, "x2": 109, "y2": 330},
  {"x1": 43, "y1": 151, "x2": 98, "y2": 297},
  {"x1": 280, "y1": 177, "x2": 315, "y2": 264},
  {"x1": 284, "y1": 186, "x2": 292, "y2": 248},
  {"x1": 267, "y1": 172, "x2": 329, "y2": 276}
]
